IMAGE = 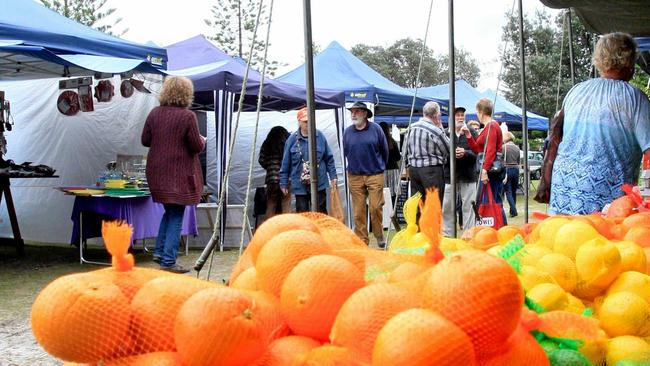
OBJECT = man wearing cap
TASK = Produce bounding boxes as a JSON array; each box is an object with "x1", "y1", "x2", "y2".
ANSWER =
[
  {"x1": 406, "y1": 101, "x2": 450, "y2": 212},
  {"x1": 442, "y1": 107, "x2": 478, "y2": 236},
  {"x1": 279, "y1": 107, "x2": 337, "y2": 213},
  {"x1": 343, "y1": 102, "x2": 389, "y2": 247}
]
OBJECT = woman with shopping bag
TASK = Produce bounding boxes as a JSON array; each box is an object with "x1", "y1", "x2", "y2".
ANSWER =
[{"x1": 461, "y1": 98, "x2": 507, "y2": 229}]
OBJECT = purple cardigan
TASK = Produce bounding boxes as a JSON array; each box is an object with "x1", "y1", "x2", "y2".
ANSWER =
[{"x1": 141, "y1": 106, "x2": 205, "y2": 205}]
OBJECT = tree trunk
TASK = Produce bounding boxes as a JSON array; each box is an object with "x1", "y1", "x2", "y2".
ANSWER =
[{"x1": 237, "y1": 0, "x2": 243, "y2": 58}]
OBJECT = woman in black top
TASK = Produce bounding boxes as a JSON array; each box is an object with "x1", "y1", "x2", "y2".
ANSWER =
[
  {"x1": 259, "y1": 126, "x2": 290, "y2": 220},
  {"x1": 380, "y1": 122, "x2": 401, "y2": 204}
]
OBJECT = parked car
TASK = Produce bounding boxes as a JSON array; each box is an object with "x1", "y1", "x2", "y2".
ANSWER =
[{"x1": 520, "y1": 150, "x2": 543, "y2": 180}]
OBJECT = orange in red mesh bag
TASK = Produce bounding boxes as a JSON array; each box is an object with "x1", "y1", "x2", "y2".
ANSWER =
[
  {"x1": 174, "y1": 287, "x2": 267, "y2": 366},
  {"x1": 292, "y1": 344, "x2": 363, "y2": 366},
  {"x1": 330, "y1": 283, "x2": 422, "y2": 362},
  {"x1": 280, "y1": 254, "x2": 365, "y2": 341},
  {"x1": 420, "y1": 250, "x2": 524, "y2": 359},
  {"x1": 251, "y1": 335, "x2": 321, "y2": 366},
  {"x1": 372, "y1": 308, "x2": 476, "y2": 366},
  {"x1": 478, "y1": 324, "x2": 550, "y2": 366},
  {"x1": 31, "y1": 221, "x2": 161, "y2": 363}
]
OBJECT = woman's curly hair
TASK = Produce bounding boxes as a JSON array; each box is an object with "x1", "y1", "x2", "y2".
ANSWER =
[
  {"x1": 593, "y1": 33, "x2": 637, "y2": 74},
  {"x1": 159, "y1": 76, "x2": 194, "y2": 108}
]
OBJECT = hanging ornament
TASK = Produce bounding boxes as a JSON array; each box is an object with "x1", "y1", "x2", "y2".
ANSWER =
[
  {"x1": 56, "y1": 91, "x2": 80, "y2": 116},
  {"x1": 120, "y1": 80, "x2": 134, "y2": 98},
  {"x1": 94, "y1": 80, "x2": 114, "y2": 102}
]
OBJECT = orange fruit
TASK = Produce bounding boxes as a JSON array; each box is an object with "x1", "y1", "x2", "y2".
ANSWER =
[
  {"x1": 461, "y1": 226, "x2": 486, "y2": 241},
  {"x1": 387, "y1": 262, "x2": 429, "y2": 283},
  {"x1": 472, "y1": 227, "x2": 499, "y2": 250},
  {"x1": 520, "y1": 222, "x2": 539, "y2": 242},
  {"x1": 420, "y1": 250, "x2": 523, "y2": 358},
  {"x1": 131, "y1": 275, "x2": 219, "y2": 352},
  {"x1": 256, "y1": 230, "x2": 331, "y2": 297},
  {"x1": 330, "y1": 283, "x2": 421, "y2": 361},
  {"x1": 247, "y1": 214, "x2": 321, "y2": 263},
  {"x1": 622, "y1": 213, "x2": 650, "y2": 232},
  {"x1": 31, "y1": 272, "x2": 131, "y2": 363},
  {"x1": 607, "y1": 195, "x2": 637, "y2": 219},
  {"x1": 497, "y1": 225, "x2": 523, "y2": 245},
  {"x1": 251, "y1": 335, "x2": 320, "y2": 366},
  {"x1": 372, "y1": 308, "x2": 476, "y2": 366},
  {"x1": 230, "y1": 267, "x2": 258, "y2": 290},
  {"x1": 244, "y1": 290, "x2": 290, "y2": 343},
  {"x1": 315, "y1": 217, "x2": 367, "y2": 250},
  {"x1": 104, "y1": 352, "x2": 183, "y2": 366},
  {"x1": 299, "y1": 211, "x2": 330, "y2": 221},
  {"x1": 580, "y1": 214, "x2": 615, "y2": 239},
  {"x1": 174, "y1": 287, "x2": 266, "y2": 366},
  {"x1": 280, "y1": 255, "x2": 365, "y2": 341},
  {"x1": 479, "y1": 324, "x2": 549, "y2": 366},
  {"x1": 96, "y1": 267, "x2": 172, "y2": 302},
  {"x1": 229, "y1": 249, "x2": 254, "y2": 284},
  {"x1": 624, "y1": 226, "x2": 650, "y2": 248},
  {"x1": 293, "y1": 345, "x2": 361, "y2": 366}
]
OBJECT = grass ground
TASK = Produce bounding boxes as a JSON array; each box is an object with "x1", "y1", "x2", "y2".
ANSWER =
[{"x1": 0, "y1": 184, "x2": 545, "y2": 365}]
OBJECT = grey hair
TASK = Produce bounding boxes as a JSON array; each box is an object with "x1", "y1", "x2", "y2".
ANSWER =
[
  {"x1": 423, "y1": 101, "x2": 441, "y2": 118},
  {"x1": 593, "y1": 32, "x2": 637, "y2": 74}
]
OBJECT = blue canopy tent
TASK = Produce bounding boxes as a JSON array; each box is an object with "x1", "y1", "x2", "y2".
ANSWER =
[
  {"x1": 277, "y1": 41, "x2": 447, "y2": 117},
  {"x1": 0, "y1": 0, "x2": 167, "y2": 79},
  {"x1": 165, "y1": 36, "x2": 347, "y2": 251},
  {"x1": 382, "y1": 80, "x2": 549, "y2": 130}
]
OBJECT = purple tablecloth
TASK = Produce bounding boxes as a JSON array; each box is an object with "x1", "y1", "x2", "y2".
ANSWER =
[{"x1": 70, "y1": 196, "x2": 198, "y2": 245}]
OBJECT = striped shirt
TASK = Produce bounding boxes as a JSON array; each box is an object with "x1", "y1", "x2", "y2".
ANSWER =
[{"x1": 406, "y1": 118, "x2": 451, "y2": 168}]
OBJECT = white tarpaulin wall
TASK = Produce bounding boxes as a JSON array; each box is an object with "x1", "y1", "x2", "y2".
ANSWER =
[
  {"x1": 204, "y1": 109, "x2": 347, "y2": 249},
  {"x1": 0, "y1": 76, "x2": 160, "y2": 244}
]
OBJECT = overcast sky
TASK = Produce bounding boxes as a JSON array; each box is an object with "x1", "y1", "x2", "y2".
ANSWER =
[{"x1": 107, "y1": 0, "x2": 560, "y2": 91}]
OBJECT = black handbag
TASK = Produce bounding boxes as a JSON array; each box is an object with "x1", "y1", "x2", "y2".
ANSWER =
[{"x1": 476, "y1": 123, "x2": 504, "y2": 175}]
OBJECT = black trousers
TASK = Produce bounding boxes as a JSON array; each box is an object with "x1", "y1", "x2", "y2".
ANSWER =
[
  {"x1": 409, "y1": 165, "x2": 445, "y2": 204},
  {"x1": 295, "y1": 189, "x2": 327, "y2": 214}
]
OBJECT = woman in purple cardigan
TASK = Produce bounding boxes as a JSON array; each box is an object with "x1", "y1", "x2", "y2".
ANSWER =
[{"x1": 141, "y1": 76, "x2": 205, "y2": 273}]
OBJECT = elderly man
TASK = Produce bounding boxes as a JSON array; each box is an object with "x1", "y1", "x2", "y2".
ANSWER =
[
  {"x1": 406, "y1": 101, "x2": 450, "y2": 207},
  {"x1": 343, "y1": 101, "x2": 388, "y2": 247},
  {"x1": 442, "y1": 107, "x2": 478, "y2": 236}
]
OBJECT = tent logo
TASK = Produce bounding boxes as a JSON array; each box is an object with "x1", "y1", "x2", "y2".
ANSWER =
[
  {"x1": 350, "y1": 92, "x2": 367, "y2": 98},
  {"x1": 146, "y1": 55, "x2": 164, "y2": 66}
]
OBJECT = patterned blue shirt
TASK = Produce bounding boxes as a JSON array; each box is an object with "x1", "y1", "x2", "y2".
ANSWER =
[{"x1": 550, "y1": 78, "x2": 650, "y2": 214}]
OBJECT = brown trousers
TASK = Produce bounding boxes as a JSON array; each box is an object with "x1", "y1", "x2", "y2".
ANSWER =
[
  {"x1": 348, "y1": 172, "x2": 385, "y2": 244},
  {"x1": 265, "y1": 183, "x2": 291, "y2": 220}
]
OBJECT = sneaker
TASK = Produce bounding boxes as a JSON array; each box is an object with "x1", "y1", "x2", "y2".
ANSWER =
[
  {"x1": 160, "y1": 264, "x2": 190, "y2": 274},
  {"x1": 152, "y1": 255, "x2": 161, "y2": 264}
]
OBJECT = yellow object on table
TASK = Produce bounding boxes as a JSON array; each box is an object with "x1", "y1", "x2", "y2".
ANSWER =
[{"x1": 105, "y1": 179, "x2": 128, "y2": 189}]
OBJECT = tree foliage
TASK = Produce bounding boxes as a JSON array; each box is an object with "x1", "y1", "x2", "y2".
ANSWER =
[
  {"x1": 351, "y1": 38, "x2": 481, "y2": 88},
  {"x1": 204, "y1": 0, "x2": 281, "y2": 76},
  {"x1": 40, "y1": 0, "x2": 127, "y2": 36}
]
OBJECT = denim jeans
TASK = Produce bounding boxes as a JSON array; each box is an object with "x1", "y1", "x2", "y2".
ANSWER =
[
  {"x1": 295, "y1": 189, "x2": 327, "y2": 214},
  {"x1": 154, "y1": 204, "x2": 186, "y2": 267},
  {"x1": 504, "y1": 167, "x2": 519, "y2": 216}
]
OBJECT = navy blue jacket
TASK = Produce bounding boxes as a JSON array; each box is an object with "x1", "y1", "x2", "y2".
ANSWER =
[
  {"x1": 279, "y1": 130, "x2": 337, "y2": 195},
  {"x1": 343, "y1": 122, "x2": 388, "y2": 175}
]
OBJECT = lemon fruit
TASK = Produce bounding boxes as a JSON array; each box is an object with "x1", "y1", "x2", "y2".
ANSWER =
[
  {"x1": 518, "y1": 265, "x2": 557, "y2": 291},
  {"x1": 606, "y1": 336, "x2": 650, "y2": 365},
  {"x1": 599, "y1": 291, "x2": 650, "y2": 337},
  {"x1": 520, "y1": 245, "x2": 553, "y2": 267},
  {"x1": 615, "y1": 241, "x2": 648, "y2": 273},
  {"x1": 554, "y1": 220, "x2": 602, "y2": 260},
  {"x1": 537, "y1": 217, "x2": 571, "y2": 249},
  {"x1": 576, "y1": 237, "x2": 623, "y2": 289},
  {"x1": 607, "y1": 271, "x2": 650, "y2": 301},
  {"x1": 566, "y1": 293, "x2": 586, "y2": 314},
  {"x1": 527, "y1": 283, "x2": 569, "y2": 311},
  {"x1": 535, "y1": 253, "x2": 579, "y2": 293}
]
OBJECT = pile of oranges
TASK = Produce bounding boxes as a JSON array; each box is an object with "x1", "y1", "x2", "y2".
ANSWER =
[{"x1": 31, "y1": 191, "x2": 650, "y2": 365}]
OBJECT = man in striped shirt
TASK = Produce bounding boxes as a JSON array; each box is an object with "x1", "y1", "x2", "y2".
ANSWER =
[{"x1": 406, "y1": 101, "x2": 450, "y2": 206}]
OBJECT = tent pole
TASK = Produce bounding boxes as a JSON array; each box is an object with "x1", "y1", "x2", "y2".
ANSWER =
[
  {"x1": 448, "y1": 0, "x2": 457, "y2": 237},
  {"x1": 567, "y1": 9, "x2": 576, "y2": 86},
  {"x1": 517, "y1": 0, "x2": 529, "y2": 224},
  {"x1": 302, "y1": 0, "x2": 318, "y2": 211}
]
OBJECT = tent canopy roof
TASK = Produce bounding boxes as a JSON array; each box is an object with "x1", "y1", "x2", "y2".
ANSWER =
[
  {"x1": 165, "y1": 35, "x2": 344, "y2": 110},
  {"x1": 277, "y1": 41, "x2": 447, "y2": 115},
  {"x1": 0, "y1": 0, "x2": 167, "y2": 79},
  {"x1": 539, "y1": 0, "x2": 650, "y2": 37}
]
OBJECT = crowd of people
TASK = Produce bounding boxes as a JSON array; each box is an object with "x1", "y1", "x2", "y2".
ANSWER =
[{"x1": 141, "y1": 32, "x2": 649, "y2": 265}]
